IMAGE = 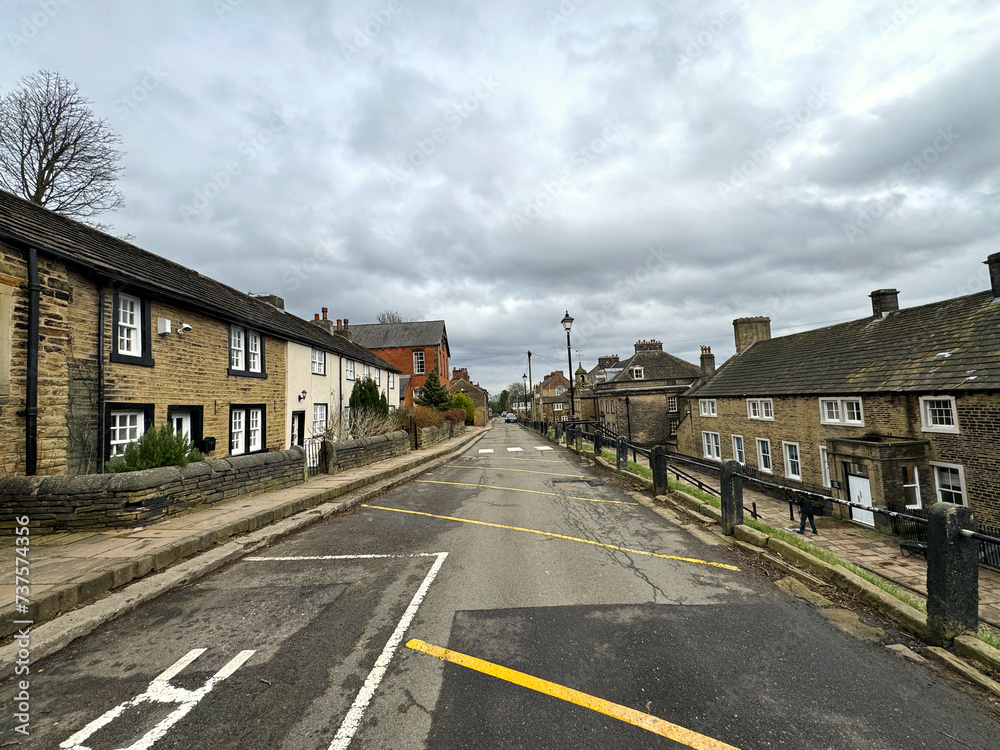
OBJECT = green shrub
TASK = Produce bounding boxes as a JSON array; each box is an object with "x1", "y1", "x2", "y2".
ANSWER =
[
  {"x1": 394, "y1": 404, "x2": 445, "y2": 430},
  {"x1": 105, "y1": 425, "x2": 204, "y2": 473},
  {"x1": 451, "y1": 392, "x2": 475, "y2": 425}
]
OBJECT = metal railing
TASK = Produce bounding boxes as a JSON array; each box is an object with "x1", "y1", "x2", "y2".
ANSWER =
[{"x1": 304, "y1": 437, "x2": 325, "y2": 477}]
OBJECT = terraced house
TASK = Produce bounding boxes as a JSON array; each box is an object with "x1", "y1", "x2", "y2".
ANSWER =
[
  {"x1": 0, "y1": 190, "x2": 398, "y2": 475},
  {"x1": 679, "y1": 256, "x2": 1000, "y2": 530}
]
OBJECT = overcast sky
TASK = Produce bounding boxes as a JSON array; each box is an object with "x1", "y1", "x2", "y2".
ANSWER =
[{"x1": 4, "y1": 0, "x2": 999, "y2": 395}]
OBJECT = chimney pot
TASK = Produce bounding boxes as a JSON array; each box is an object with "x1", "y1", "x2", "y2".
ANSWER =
[
  {"x1": 336, "y1": 318, "x2": 342, "y2": 330},
  {"x1": 870, "y1": 289, "x2": 900, "y2": 318},
  {"x1": 322, "y1": 307, "x2": 328, "y2": 320},
  {"x1": 314, "y1": 313, "x2": 320, "y2": 321},
  {"x1": 985, "y1": 253, "x2": 1000, "y2": 300}
]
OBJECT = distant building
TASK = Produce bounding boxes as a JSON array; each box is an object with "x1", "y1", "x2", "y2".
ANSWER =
[
  {"x1": 680, "y1": 256, "x2": 1000, "y2": 530},
  {"x1": 593, "y1": 340, "x2": 700, "y2": 445},
  {"x1": 349, "y1": 320, "x2": 450, "y2": 406},
  {"x1": 448, "y1": 370, "x2": 489, "y2": 426}
]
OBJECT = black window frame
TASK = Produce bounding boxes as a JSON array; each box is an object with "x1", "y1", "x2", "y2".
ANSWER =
[
  {"x1": 104, "y1": 401, "x2": 155, "y2": 461},
  {"x1": 109, "y1": 289, "x2": 155, "y2": 367},
  {"x1": 228, "y1": 325, "x2": 267, "y2": 379},
  {"x1": 229, "y1": 403, "x2": 267, "y2": 456}
]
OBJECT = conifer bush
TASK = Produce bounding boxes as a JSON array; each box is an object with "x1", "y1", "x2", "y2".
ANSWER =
[{"x1": 104, "y1": 425, "x2": 204, "y2": 473}]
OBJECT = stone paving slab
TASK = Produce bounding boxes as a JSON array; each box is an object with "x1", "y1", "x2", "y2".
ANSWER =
[{"x1": 0, "y1": 427, "x2": 487, "y2": 643}]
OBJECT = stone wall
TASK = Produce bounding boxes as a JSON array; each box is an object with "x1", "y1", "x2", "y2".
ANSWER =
[
  {"x1": 328, "y1": 431, "x2": 409, "y2": 473},
  {"x1": 417, "y1": 422, "x2": 462, "y2": 449},
  {"x1": 0, "y1": 448, "x2": 306, "y2": 534}
]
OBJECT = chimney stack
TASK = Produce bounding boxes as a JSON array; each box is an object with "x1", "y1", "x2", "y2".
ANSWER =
[
  {"x1": 733, "y1": 317, "x2": 771, "y2": 353},
  {"x1": 597, "y1": 355, "x2": 619, "y2": 369},
  {"x1": 870, "y1": 289, "x2": 900, "y2": 318},
  {"x1": 634, "y1": 339, "x2": 663, "y2": 353},
  {"x1": 251, "y1": 293, "x2": 284, "y2": 310},
  {"x1": 986, "y1": 253, "x2": 1000, "y2": 300},
  {"x1": 334, "y1": 318, "x2": 352, "y2": 341},
  {"x1": 700, "y1": 345, "x2": 716, "y2": 376}
]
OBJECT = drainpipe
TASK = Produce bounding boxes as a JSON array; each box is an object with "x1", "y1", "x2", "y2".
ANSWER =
[
  {"x1": 97, "y1": 285, "x2": 106, "y2": 473},
  {"x1": 25, "y1": 247, "x2": 40, "y2": 475}
]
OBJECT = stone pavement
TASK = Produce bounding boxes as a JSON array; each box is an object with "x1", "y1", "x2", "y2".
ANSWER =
[
  {"x1": 0, "y1": 426, "x2": 489, "y2": 647},
  {"x1": 671, "y1": 464, "x2": 1000, "y2": 629}
]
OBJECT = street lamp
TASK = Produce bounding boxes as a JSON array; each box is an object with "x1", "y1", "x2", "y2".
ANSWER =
[
  {"x1": 522, "y1": 373, "x2": 528, "y2": 423},
  {"x1": 561, "y1": 311, "x2": 575, "y2": 418}
]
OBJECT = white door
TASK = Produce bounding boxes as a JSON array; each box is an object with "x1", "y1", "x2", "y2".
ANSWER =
[
  {"x1": 172, "y1": 412, "x2": 192, "y2": 442},
  {"x1": 848, "y1": 474, "x2": 874, "y2": 527}
]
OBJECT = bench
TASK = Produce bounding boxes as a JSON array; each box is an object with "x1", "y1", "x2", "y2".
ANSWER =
[{"x1": 900, "y1": 539, "x2": 928, "y2": 558}]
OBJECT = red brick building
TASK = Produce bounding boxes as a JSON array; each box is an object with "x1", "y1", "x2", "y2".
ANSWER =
[{"x1": 349, "y1": 320, "x2": 450, "y2": 406}]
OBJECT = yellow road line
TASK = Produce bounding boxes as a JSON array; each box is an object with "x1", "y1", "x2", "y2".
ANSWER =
[
  {"x1": 445, "y1": 464, "x2": 590, "y2": 479},
  {"x1": 363, "y1": 505, "x2": 740, "y2": 571},
  {"x1": 406, "y1": 639, "x2": 741, "y2": 750},
  {"x1": 416, "y1": 479, "x2": 636, "y2": 506}
]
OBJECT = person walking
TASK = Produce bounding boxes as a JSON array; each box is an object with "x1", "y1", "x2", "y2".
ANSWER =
[{"x1": 798, "y1": 495, "x2": 818, "y2": 535}]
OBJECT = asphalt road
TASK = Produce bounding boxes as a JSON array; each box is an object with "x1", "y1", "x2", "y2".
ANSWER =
[{"x1": 6, "y1": 423, "x2": 1000, "y2": 749}]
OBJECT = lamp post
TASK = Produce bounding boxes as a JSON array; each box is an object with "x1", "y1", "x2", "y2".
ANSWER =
[
  {"x1": 522, "y1": 373, "x2": 528, "y2": 423},
  {"x1": 561, "y1": 311, "x2": 575, "y2": 418}
]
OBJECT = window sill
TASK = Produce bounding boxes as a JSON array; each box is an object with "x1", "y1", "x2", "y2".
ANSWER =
[
  {"x1": 228, "y1": 368, "x2": 267, "y2": 379},
  {"x1": 921, "y1": 425, "x2": 960, "y2": 435},
  {"x1": 110, "y1": 352, "x2": 155, "y2": 367}
]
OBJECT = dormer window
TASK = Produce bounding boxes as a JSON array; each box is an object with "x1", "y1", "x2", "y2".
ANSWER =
[{"x1": 632, "y1": 367, "x2": 644, "y2": 379}]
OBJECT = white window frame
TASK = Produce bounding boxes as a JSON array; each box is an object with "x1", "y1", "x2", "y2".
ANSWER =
[
  {"x1": 919, "y1": 396, "x2": 960, "y2": 434},
  {"x1": 819, "y1": 397, "x2": 864, "y2": 426},
  {"x1": 699, "y1": 399, "x2": 717, "y2": 417},
  {"x1": 632, "y1": 367, "x2": 644, "y2": 379},
  {"x1": 346, "y1": 360, "x2": 355, "y2": 380},
  {"x1": 554, "y1": 402, "x2": 564, "y2": 411},
  {"x1": 229, "y1": 327, "x2": 245, "y2": 371},
  {"x1": 246, "y1": 331, "x2": 261, "y2": 373},
  {"x1": 312, "y1": 403, "x2": 328, "y2": 436},
  {"x1": 667, "y1": 395, "x2": 678, "y2": 412},
  {"x1": 364, "y1": 364, "x2": 371, "y2": 380},
  {"x1": 702, "y1": 431, "x2": 721, "y2": 460},
  {"x1": 732, "y1": 434, "x2": 745, "y2": 464},
  {"x1": 668, "y1": 418, "x2": 678, "y2": 435},
  {"x1": 930, "y1": 462, "x2": 967, "y2": 505},
  {"x1": 783, "y1": 442, "x2": 802, "y2": 481},
  {"x1": 109, "y1": 410, "x2": 144, "y2": 457},
  {"x1": 116, "y1": 294, "x2": 140, "y2": 355},
  {"x1": 757, "y1": 438, "x2": 772, "y2": 473},
  {"x1": 247, "y1": 408, "x2": 262, "y2": 452},
  {"x1": 747, "y1": 398, "x2": 773, "y2": 421},
  {"x1": 389, "y1": 372, "x2": 395, "y2": 389},
  {"x1": 819, "y1": 446, "x2": 831, "y2": 488},
  {"x1": 902, "y1": 465, "x2": 921, "y2": 509},
  {"x1": 413, "y1": 350, "x2": 425, "y2": 375},
  {"x1": 374, "y1": 369, "x2": 381, "y2": 386},
  {"x1": 311, "y1": 348, "x2": 326, "y2": 375},
  {"x1": 231, "y1": 410, "x2": 245, "y2": 455}
]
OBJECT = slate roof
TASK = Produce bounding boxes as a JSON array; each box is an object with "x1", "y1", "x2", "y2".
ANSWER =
[
  {"x1": 349, "y1": 320, "x2": 450, "y2": 356},
  {"x1": 606, "y1": 349, "x2": 700, "y2": 384},
  {"x1": 689, "y1": 290, "x2": 1000, "y2": 397},
  {"x1": 0, "y1": 190, "x2": 398, "y2": 372}
]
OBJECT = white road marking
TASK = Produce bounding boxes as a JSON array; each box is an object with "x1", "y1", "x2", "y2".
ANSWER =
[
  {"x1": 506, "y1": 447, "x2": 523, "y2": 452},
  {"x1": 248, "y1": 553, "x2": 444, "y2": 562},
  {"x1": 328, "y1": 552, "x2": 448, "y2": 750},
  {"x1": 535, "y1": 446, "x2": 553, "y2": 451},
  {"x1": 60, "y1": 649, "x2": 256, "y2": 750},
  {"x1": 478, "y1": 448, "x2": 495, "y2": 453}
]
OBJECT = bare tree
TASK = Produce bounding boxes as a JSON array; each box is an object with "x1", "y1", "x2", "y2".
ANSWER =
[
  {"x1": 377, "y1": 309, "x2": 412, "y2": 324},
  {"x1": 0, "y1": 70, "x2": 124, "y2": 221}
]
